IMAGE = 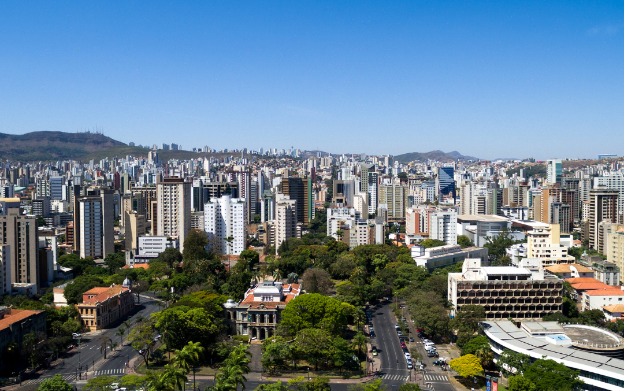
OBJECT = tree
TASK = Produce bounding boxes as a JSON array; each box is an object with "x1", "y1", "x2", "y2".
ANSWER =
[
  {"x1": 37, "y1": 374, "x2": 73, "y2": 391},
  {"x1": 453, "y1": 305, "x2": 485, "y2": 335},
  {"x1": 301, "y1": 268, "x2": 334, "y2": 295},
  {"x1": 103, "y1": 252, "x2": 126, "y2": 274},
  {"x1": 461, "y1": 335, "x2": 490, "y2": 356},
  {"x1": 83, "y1": 375, "x2": 117, "y2": 391},
  {"x1": 158, "y1": 247, "x2": 183, "y2": 269},
  {"x1": 119, "y1": 374, "x2": 148, "y2": 391},
  {"x1": 278, "y1": 294, "x2": 353, "y2": 337},
  {"x1": 214, "y1": 344, "x2": 251, "y2": 391},
  {"x1": 507, "y1": 375, "x2": 537, "y2": 391},
  {"x1": 152, "y1": 305, "x2": 221, "y2": 351},
  {"x1": 449, "y1": 354, "x2": 483, "y2": 378},
  {"x1": 484, "y1": 228, "x2": 515, "y2": 266},
  {"x1": 523, "y1": 359, "x2": 583, "y2": 391},
  {"x1": 172, "y1": 341, "x2": 204, "y2": 390},
  {"x1": 127, "y1": 320, "x2": 157, "y2": 367},
  {"x1": 262, "y1": 336, "x2": 293, "y2": 374},
  {"x1": 496, "y1": 349, "x2": 530, "y2": 376},
  {"x1": 419, "y1": 239, "x2": 446, "y2": 248},
  {"x1": 63, "y1": 275, "x2": 104, "y2": 304},
  {"x1": 347, "y1": 379, "x2": 386, "y2": 391},
  {"x1": 457, "y1": 235, "x2": 474, "y2": 248},
  {"x1": 398, "y1": 385, "x2": 422, "y2": 391},
  {"x1": 293, "y1": 328, "x2": 333, "y2": 370},
  {"x1": 183, "y1": 229, "x2": 210, "y2": 261}
]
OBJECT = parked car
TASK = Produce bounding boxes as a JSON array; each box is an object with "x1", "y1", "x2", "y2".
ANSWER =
[
  {"x1": 409, "y1": 337, "x2": 415, "y2": 342},
  {"x1": 72, "y1": 333, "x2": 81, "y2": 338}
]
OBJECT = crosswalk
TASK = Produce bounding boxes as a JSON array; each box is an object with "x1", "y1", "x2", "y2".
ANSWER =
[
  {"x1": 424, "y1": 374, "x2": 448, "y2": 382},
  {"x1": 93, "y1": 368, "x2": 125, "y2": 376},
  {"x1": 20, "y1": 369, "x2": 125, "y2": 386},
  {"x1": 21, "y1": 373, "x2": 76, "y2": 385},
  {"x1": 382, "y1": 374, "x2": 410, "y2": 381}
]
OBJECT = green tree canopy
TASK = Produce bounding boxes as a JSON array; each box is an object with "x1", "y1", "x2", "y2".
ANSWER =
[
  {"x1": 420, "y1": 239, "x2": 446, "y2": 249},
  {"x1": 496, "y1": 349, "x2": 531, "y2": 376},
  {"x1": 523, "y1": 359, "x2": 582, "y2": 391},
  {"x1": 153, "y1": 305, "x2": 221, "y2": 351},
  {"x1": 183, "y1": 229, "x2": 210, "y2": 261},
  {"x1": 457, "y1": 235, "x2": 474, "y2": 248},
  {"x1": 279, "y1": 294, "x2": 354, "y2": 336},
  {"x1": 301, "y1": 268, "x2": 334, "y2": 295},
  {"x1": 37, "y1": 374, "x2": 73, "y2": 391},
  {"x1": 63, "y1": 275, "x2": 105, "y2": 304},
  {"x1": 507, "y1": 375, "x2": 537, "y2": 391}
]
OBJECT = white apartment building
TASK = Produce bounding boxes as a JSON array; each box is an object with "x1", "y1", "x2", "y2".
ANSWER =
[
  {"x1": 525, "y1": 224, "x2": 575, "y2": 266},
  {"x1": 275, "y1": 196, "x2": 299, "y2": 254},
  {"x1": 157, "y1": 177, "x2": 191, "y2": 251},
  {"x1": 429, "y1": 209, "x2": 457, "y2": 245},
  {"x1": 204, "y1": 195, "x2": 247, "y2": 255}
]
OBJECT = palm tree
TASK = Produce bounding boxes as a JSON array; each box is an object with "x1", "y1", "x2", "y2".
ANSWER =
[
  {"x1": 214, "y1": 345, "x2": 250, "y2": 391},
  {"x1": 160, "y1": 365, "x2": 188, "y2": 391},
  {"x1": 352, "y1": 332, "x2": 367, "y2": 361},
  {"x1": 172, "y1": 341, "x2": 204, "y2": 390},
  {"x1": 116, "y1": 326, "x2": 126, "y2": 348}
]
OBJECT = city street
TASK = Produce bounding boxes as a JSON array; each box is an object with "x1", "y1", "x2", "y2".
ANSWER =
[{"x1": 13, "y1": 295, "x2": 163, "y2": 390}]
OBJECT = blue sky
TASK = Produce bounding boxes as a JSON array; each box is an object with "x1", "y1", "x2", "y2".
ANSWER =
[{"x1": 0, "y1": 1, "x2": 622, "y2": 160}]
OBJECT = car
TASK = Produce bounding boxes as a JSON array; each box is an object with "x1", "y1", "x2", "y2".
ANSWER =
[
  {"x1": 370, "y1": 331, "x2": 375, "y2": 338},
  {"x1": 409, "y1": 337, "x2": 415, "y2": 342},
  {"x1": 72, "y1": 333, "x2": 82, "y2": 338},
  {"x1": 109, "y1": 383, "x2": 120, "y2": 390},
  {"x1": 395, "y1": 324, "x2": 400, "y2": 330},
  {"x1": 405, "y1": 353, "x2": 411, "y2": 360},
  {"x1": 372, "y1": 348, "x2": 378, "y2": 357},
  {"x1": 407, "y1": 361, "x2": 413, "y2": 370},
  {"x1": 400, "y1": 342, "x2": 407, "y2": 349},
  {"x1": 427, "y1": 351, "x2": 436, "y2": 357}
]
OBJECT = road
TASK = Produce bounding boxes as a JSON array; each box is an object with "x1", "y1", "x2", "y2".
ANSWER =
[
  {"x1": 371, "y1": 302, "x2": 455, "y2": 391},
  {"x1": 16, "y1": 295, "x2": 163, "y2": 390}
]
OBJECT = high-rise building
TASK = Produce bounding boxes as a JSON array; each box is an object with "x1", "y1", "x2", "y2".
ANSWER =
[
  {"x1": 204, "y1": 195, "x2": 246, "y2": 255},
  {"x1": 429, "y1": 209, "x2": 458, "y2": 245},
  {"x1": 0, "y1": 199, "x2": 39, "y2": 291},
  {"x1": 437, "y1": 167, "x2": 456, "y2": 204},
  {"x1": 0, "y1": 245, "x2": 11, "y2": 295},
  {"x1": 606, "y1": 228, "x2": 624, "y2": 285},
  {"x1": 78, "y1": 193, "x2": 115, "y2": 259},
  {"x1": 588, "y1": 187, "x2": 619, "y2": 250},
  {"x1": 594, "y1": 171, "x2": 624, "y2": 224},
  {"x1": 280, "y1": 177, "x2": 313, "y2": 225},
  {"x1": 275, "y1": 195, "x2": 299, "y2": 254},
  {"x1": 546, "y1": 159, "x2": 562, "y2": 185},
  {"x1": 157, "y1": 177, "x2": 191, "y2": 251}
]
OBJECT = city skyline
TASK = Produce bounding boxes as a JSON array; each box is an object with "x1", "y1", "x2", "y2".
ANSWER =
[{"x1": 0, "y1": 1, "x2": 622, "y2": 160}]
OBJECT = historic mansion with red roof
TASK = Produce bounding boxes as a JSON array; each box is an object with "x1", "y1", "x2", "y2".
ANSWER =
[{"x1": 224, "y1": 280, "x2": 300, "y2": 340}]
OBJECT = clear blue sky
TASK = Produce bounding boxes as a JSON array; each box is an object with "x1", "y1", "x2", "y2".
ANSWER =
[{"x1": 0, "y1": 1, "x2": 622, "y2": 160}]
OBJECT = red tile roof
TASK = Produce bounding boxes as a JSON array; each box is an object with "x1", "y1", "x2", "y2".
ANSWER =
[
  {"x1": 0, "y1": 309, "x2": 43, "y2": 332},
  {"x1": 81, "y1": 285, "x2": 130, "y2": 305}
]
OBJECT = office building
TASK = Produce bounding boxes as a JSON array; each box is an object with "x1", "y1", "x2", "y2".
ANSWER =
[
  {"x1": 448, "y1": 258, "x2": 563, "y2": 319},
  {"x1": 437, "y1": 166, "x2": 456, "y2": 204},
  {"x1": 525, "y1": 224, "x2": 576, "y2": 266},
  {"x1": 546, "y1": 159, "x2": 562, "y2": 185}
]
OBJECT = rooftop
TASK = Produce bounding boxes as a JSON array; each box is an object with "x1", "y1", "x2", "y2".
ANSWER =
[
  {"x1": 80, "y1": 285, "x2": 130, "y2": 305},
  {"x1": 0, "y1": 309, "x2": 44, "y2": 332},
  {"x1": 546, "y1": 263, "x2": 594, "y2": 274}
]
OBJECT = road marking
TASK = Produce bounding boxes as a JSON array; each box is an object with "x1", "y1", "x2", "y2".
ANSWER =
[
  {"x1": 424, "y1": 374, "x2": 448, "y2": 382},
  {"x1": 93, "y1": 368, "x2": 125, "y2": 376},
  {"x1": 382, "y1": 374, "x2": 410, "y2": 381}
]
